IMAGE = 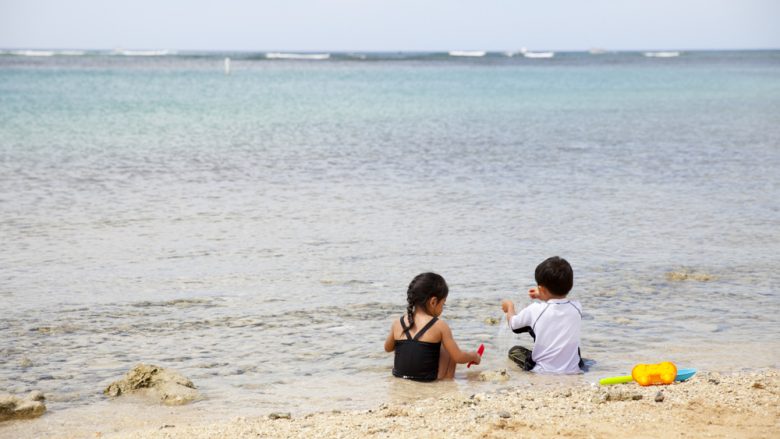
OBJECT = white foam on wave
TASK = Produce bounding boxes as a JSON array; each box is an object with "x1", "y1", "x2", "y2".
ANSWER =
[
  {"x1": 448, "y1": 50, "x2": 486, "y2": 57},
  {"x1": 57, "y1": 50, "x2": 86, "y2": 56},
  {"x1": 266, "y1": 52, "x2": 330, "y2": 60},
  {"x1": 643, "y1": 51, "x2": 681, "y2": 58},
  {"x1": 116, "y1": 49, "x2": 174, "y2": 56},
  {"x1": 523, "y1": 51, "x2": 555, "y2": 59},
  {"x1": 11, "y1": 50, "x2": 55, "y2": 57}
]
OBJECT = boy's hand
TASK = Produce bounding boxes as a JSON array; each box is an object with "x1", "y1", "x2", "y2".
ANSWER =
[
  {"x1": 501, "y1": 299, "x2": 514, "y2": 313},
  {"x1": 528, "y1": 287, "x2": 540, "y2": 300},
  {"x1": 471, "y1": 352, "x2": 482, "y2": 365}
]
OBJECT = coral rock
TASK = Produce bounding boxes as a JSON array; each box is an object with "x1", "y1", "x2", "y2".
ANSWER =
[{"x1": 104, "y1": 364, "x2": 199, "y2": 405}]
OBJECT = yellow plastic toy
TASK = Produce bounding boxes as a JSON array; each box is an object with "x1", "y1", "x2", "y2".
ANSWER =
[{"x1": 631, "y1": 362, "x2": 677, "y2": 386}]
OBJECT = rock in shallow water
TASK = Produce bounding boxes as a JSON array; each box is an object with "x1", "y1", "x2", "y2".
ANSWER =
[
  {"x1": 484, "y1": 317, "x2": 500, "y2": 325},
  {"x1": 665, "y1": 269, "x2": 715, "y2": 282},
  {"x1": 478, "y1": 369, "x2": 510, "y2": 382},
  {"x1": 0, "y1": 391, "x2": 47, "y2": 422},
  {"x1": 104, "y1": 364, "x2": 199, "y2": 405}
]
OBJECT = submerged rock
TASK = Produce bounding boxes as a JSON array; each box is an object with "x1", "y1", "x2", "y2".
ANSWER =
[
  {"x1": 0, "y1": 391, "x2": 47, "y2": 422},
  {"x1": 104, "y1": 364, "x2": 199, "y2": 405},
  {"x1": 478, "y1": 369, "x2": 510, "y2": 382},
  {"x1": 665, "y1": 269, "x2": 715, "y2": 282},
  {"x1": 484, "y1": 317, "x2": 500, "y2": 325}
]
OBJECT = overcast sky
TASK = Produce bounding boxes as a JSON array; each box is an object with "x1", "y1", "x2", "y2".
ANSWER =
[{"x1": 1, "y1": 0, "x2": 778, "y2": 51}]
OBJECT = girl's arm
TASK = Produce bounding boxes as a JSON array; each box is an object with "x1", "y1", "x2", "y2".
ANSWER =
[
  {"x1": 439, "y1": 322, "x2": 480, "y2": 364},
  {"x1": 384, "y1": 320, "x2": 398, "y2": 352}
]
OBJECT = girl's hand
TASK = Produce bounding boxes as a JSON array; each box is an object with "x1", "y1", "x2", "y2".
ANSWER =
[
  {"x1": 528, "y1": 288, "x2": 540, "y2": 300},
  {"x1": 471, "y1": 352, "x2": 482, "y2": 365},
  {"x1": 501, "y1": 299, "x2": 513, "y2": 313}
]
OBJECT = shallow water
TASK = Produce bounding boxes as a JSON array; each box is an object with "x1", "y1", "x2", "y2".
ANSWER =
[{"x1": 1, "y1": 51, "x2": 779, "y2": 434}]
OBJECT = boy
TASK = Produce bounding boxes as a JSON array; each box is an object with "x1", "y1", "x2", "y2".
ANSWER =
[{"x1": 500, "y1": 256, "x2": 584, "y2": 374}]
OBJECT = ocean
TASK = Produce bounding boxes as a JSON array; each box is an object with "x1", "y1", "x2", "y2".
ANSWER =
[{"x1": 1, "y1": 50, "x2": 779, "y2": 432}]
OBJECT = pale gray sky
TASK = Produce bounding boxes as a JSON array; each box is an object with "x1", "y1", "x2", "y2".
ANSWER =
[{"x1": 1, "y1": 0, "x2": 778, "y2": 51}]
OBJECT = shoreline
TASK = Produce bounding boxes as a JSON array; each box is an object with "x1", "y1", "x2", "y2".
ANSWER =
[
  {"x1": 50, "y1": 368, "x2": 775, "y2": 438},
  {"x1": 111, "y1": 369, "x2": 780, "y2": 439}
]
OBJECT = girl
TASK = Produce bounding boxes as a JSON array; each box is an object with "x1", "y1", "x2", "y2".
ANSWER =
[{"x1": 384, "y1": 272, "x2": 481, "y2": 381}]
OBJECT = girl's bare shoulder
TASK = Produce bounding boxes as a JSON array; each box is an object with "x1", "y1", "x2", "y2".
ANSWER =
[
  {"x1": 434, "y1": 317, "x2": 448, "y2": 325},
  {"x1": 430, "y1": 318, "x2": 450, "y2": 335}
]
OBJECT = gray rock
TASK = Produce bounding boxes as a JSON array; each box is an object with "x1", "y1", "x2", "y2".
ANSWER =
[
  {"x1": 598, "y1": 389, "x2": 643, "y2": 402},
  {"x1": 498, "y1": 411, "x2": 511, "y2": 419},
  {"x1": 655, "y1": 391, "x2": 665, "y2": 402},
  {"x1": 104, "y1": 364, "x2": 199, "y2": 406},
  {"x1": 269, "y1": 412, "x2": 291, "y2": 420},
  {"x1": 0, "y1": 392, "x2": 47, "y2": 422}
]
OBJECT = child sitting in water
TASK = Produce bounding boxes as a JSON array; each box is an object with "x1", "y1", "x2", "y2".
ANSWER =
[
  {"x1": 384, "y1": 272, "x2": 481, "y2": 381},
  {"x1": 501, "y1": 256, "x2": 584, "y2": 374}
]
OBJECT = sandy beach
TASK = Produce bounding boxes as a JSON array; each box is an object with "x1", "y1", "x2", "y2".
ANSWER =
[{"x1": 80, "y1": 369, "x2": 778, "y2": 439}]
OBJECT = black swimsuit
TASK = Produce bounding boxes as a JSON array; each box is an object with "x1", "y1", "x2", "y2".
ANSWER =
[{"x1": 392, "y1": 316, "x2": 440, "y2": 382}]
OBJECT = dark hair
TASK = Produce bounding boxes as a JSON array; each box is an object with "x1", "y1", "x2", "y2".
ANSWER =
[
  {"x1": 406, "y1": 272, "x2": 449, "y2": 328},
  {"x1": 534, "y1": 256, "x2": 573, "y2": 297}
]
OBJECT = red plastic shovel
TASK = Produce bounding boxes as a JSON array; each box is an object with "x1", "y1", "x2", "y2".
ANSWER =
[{"x1": 467, "y1": 344, "x2": 485, "y2": 368}]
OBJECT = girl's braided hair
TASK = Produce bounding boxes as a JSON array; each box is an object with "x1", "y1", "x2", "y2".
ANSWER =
[{"x1": 405, "y1": 272, "x2": 449, "y2": 328}]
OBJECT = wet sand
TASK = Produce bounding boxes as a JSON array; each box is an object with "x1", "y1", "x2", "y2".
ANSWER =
[{"x1": 91, "y1": 369, "x2": 779, "y2": 439}]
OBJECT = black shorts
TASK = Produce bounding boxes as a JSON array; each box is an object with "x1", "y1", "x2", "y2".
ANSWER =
[
  {"x1": 508, "y1": 345, "x2": 587, "y2": 371},
  {"x1": 508, "y1": 345, "x2": 536, "y2": 371}
]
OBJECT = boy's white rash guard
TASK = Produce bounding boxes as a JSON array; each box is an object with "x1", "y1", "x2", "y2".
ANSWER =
[{"x1": 509, "y1": 298, "x2": 582, "y2": 374}]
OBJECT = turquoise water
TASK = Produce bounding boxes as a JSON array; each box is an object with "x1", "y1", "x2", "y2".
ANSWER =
[{"x1": 1, "y1": 51, "x2": 779, "y2": 429}]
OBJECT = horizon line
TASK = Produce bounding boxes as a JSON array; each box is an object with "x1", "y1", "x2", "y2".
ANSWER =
[{"x1": 2, "y1": 46, "x2": 779, "y2": 53}]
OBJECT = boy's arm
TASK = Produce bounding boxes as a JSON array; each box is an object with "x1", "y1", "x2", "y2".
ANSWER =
[
  {"x1": 503, "y1": 300, "x2": 534, "y2": 330},
  {"x1": 501, "y1": 299, "x2": 517, "y2": 326},
  {"x1": 384, "y1": 320, "x2": 397, "y2": 352},
  {"x1": 439, "y1": 322, "x2": 481, "y2": 364}
]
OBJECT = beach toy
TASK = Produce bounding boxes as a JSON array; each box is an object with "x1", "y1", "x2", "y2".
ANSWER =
[
  {"x1": 632, "y1": 362, "x2": 677, "y2": 386},
  {"x1": 599, "y1": 367, "x2": 696, "y2": 386},
  {"x1": 467, "y1": 344, "x2": 485, "y2": 368},
  {"x1": 675, "y1": 368, "x2": 697, "y2": 382},
  {"x1": 599, "y1": 375, "x2": 634, "y2": 386}
]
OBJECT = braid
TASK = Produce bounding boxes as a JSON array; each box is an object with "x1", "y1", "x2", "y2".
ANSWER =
[{"x1": 406, "y1": 281, "x2": 416, "y2": 329}]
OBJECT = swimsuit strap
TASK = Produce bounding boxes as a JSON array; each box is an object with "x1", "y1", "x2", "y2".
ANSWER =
[
  {"x1": 412, "y1": 317, "x2": 439, "y2": 341},
  {"x1": 400, "y1": 315, "x2": 413, "y2": 340}
]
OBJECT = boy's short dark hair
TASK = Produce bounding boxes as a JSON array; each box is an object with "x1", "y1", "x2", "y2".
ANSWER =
[{"x1": 534, "y1": 256, "x2": 573, "y2": 297}]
